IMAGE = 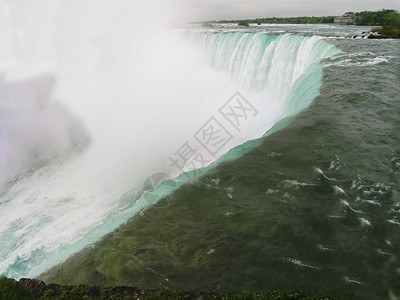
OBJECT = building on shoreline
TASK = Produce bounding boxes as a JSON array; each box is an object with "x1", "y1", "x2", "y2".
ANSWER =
[{"x1": 334, "y1": 13, "x2": 356, "y2": 25}]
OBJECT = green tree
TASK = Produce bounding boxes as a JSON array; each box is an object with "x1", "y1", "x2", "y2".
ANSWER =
[
  {"x1": 238, "y1": 20, "x2": 249, "y2": 27},
  {"x1": 355, "y1": 9, "x2": 396, "y2": 25},
  {"x1": 372, "y1": 10, "x2": 400, "y2": 38},
  {"x1": 384, "y1": 11, "x2": 400, "y2": 28}
]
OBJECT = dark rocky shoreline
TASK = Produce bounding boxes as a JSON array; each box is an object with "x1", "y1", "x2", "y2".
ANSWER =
[
  {"x1": 351, "y1": 30, "x2": 395, "y2": 39},
  {"x1": 0, "y1": 277, "x2": 330, "y2": 299}
]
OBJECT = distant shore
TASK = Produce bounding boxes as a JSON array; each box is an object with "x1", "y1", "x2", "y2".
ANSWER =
[{"x1": 201, "y1": 9, "x2": 400, "y2": 38}]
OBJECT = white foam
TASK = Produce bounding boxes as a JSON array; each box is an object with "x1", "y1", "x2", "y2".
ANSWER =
[
  {"x1": 225, "y1": 187, "x2": 234, "y2": 193},
  {"x1": 333, "y1": 185, "x2": 345, "y2": 195},
  {"x1": 344, "y1": 276, "x2": 363, "y2": 285},
  {"x1": 387, "y1": 220, "x2": 400, "y2": 226},
  {"x1": 315, "y1": 167, "x2": 336, "y2": 181},
  {"x1": 376, "y1": 248, "x2": 390, "y2": 256},
  {"x1": 280, "y1": 179, "x2": 315, "y2": 189},
  {"x1": 359, "y1": 218, "x2": 371, "y2": 227},
  {"x1": 285, "y1": 258, "x2": 319, "y2": 270},
  {"x1": 362, "y1": 200, "x2": 381, "y2": 206},
  {"x1": 342, "y1": 200, "x2": 362, "y2": 213},
  {"x1": 206, "y1": 248, "x2": 215, "y2": 255},
  {"x1": 316, "y1": 244, "x2": 333, "y2": 252}
]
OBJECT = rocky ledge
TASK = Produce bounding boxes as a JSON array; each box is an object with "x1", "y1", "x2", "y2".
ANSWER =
[{"x1": 0, "y1": 277, "x2": 330, "y2": 300}]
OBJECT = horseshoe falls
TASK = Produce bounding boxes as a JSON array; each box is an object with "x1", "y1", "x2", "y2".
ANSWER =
[
  {"x1": 1, "y1": 4, "x2": 400, "y2": 300},
  {"x1": 0, "y1": 14, "x2": 339, "y2": 280}
]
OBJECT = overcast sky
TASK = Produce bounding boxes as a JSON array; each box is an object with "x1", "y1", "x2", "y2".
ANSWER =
[{"x1": 175, "y1": 0, "x2": 400, "y2": 21}]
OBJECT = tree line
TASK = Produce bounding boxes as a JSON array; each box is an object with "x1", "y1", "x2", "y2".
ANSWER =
[
  {"x1": 216, "y1": 9, "x2": 399, "y2": 32},
  {"x1": 221, "y1": 16, "x2": 335, "y2": 26},
  {"x1": 354, "y1": 9, "x2": 397, "y2": 26}
]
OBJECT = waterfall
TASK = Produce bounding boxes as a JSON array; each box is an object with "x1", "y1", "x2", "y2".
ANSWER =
[{"x1": 0, "y1": 2, "x2": 339, "y2": 279}]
